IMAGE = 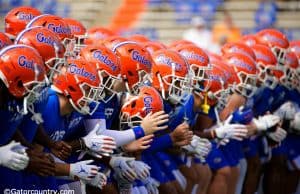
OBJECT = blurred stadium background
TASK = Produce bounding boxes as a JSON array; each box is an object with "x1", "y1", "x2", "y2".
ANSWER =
[{"x1": 0, "y1": 0, "x2": 300, "y2": 43}]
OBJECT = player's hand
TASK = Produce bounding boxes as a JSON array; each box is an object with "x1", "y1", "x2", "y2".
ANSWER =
[
  {"x1": 142, "y1": 177, "x2": 160, "y2": 194},
  {"x1": 171, "y1": 122, "x2": 193, "y2": 146},
  {"x1": 122, "y1": 134, "x2": 154, "y2": 153},
  {"x1": 69, "y1": 160, "x2": 99, "y2": 181},
  {"x1": 109, "y1": 156, "x2": 137, "y2": 182},
  {"x1": 267, "y1": 127, "x2": 287, "y2": 143},
  {"x1": 0, "y1": 141, "x2": 29, "y2": 171},
  {"x1": 290, "y1": 112, "x2": 300, "y2": 132},
  {"x1": 130, "y1": 160, "x2": 151, "y2": 180},
  {"x1": 141, "y1": 111, "x2": 169, "y2": 135},
  {"x1": 26, "y1": 150, "x2": 55, "y2": 176},
  {"x1": 214, "y1": 115, "x2": 248, "y2": 141},
  {"x1": 50, "y1": 141, "x2": 72, "y2": 161},
  {"x1": 82, "y1": 171, "x2": 107, "y2": 189},
  {"x1": 192, "y1": 136, "x2": 212, "y2": 158},
  {"x1": 274, "y1": 101, "x2": 297, "y2": 120},
  {"x1": 82, "y1": 128, "x2": 116, "y2": 157},
  {"x1": 253, "y1": 114, "x2": 281, "y2": 132}
]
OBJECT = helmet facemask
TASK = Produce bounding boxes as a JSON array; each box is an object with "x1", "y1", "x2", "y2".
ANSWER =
[
  {"x1": 125, "y1": 70, "x2": 149, "y2": 95},
  {"x1": 73, "y1": 33, "x2": 88, "y2": 56},
  {"x1": 98, "y1": 70, "x2": 121, "y2": 103},
  {"x1": 280, "y1": 68, "x2": 297, "y2": 90},
  {"x1": 235, "y1": 72, "x2": 257, "y2": 97},
  {"x1": 257, "y1": 62, "x2": 278, "y2": 89},
  {"x1": 119, "y1": 111, "x2": 143, "y2": 130},
  {"x1": 271, "y1": 46, "x2": 287, "y2": 69},
  {"x1": 62, "y1": 37, "x2": 76, "y2": 58},
  {"x1": 190, "y1": 63, "x2": 212, "y2": 92}
]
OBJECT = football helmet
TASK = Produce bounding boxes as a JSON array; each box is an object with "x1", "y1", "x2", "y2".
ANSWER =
[
  {"x1": 0, "y1": 44, "x2": 46, "y2": 114},
  {"x1": 281, "y1": 51, "x2": 299, "y2": 90},
  {"x1": 143, "y1": 41, "x2": 167, "y2": 54},
  {"x1": 210, "y1": 58, "x2": 238, "y2": 90},
  {"x1": 221, "y1": 42, "x2": 256, "y2": 60},
  {"x1": 52, "y1": 59, "x2": 102, "y2": 115},
  {"x1": 173, "y1": 44, "x2": 211, "y2": 92},
  {"x1": 0, "y1": 32, "x2": 13, "y2": 49},
  {"x1": 290, "y1": 40, "x2": 300, "y2": 78},
  {"x1": 120, "y1": 86, "x2": 163, "y2": 129},
  {"x1": 102, "y1": 35, "x2": 128, "y2": 50},
  {"x1": 129, "y1": 34, "x2": 150, "y2": 43},
  {"x1": 240, "y1": 34, "x2": 259, "y2": 47},
  {"x1": 64, "y1": 18, "x2": 87, "y2": 54},
  {"x1": 205, "y1": 65, "x2": 228, "y2": 107},
  {"x1": 113, "y1": 41, "x2": 153, "y2": 95},
  {"x1": 256, "y1": 29, "x2": 289, "y2": 69},
  {"x1": 207, "y1": 51, "x2": 222, "y2": 62},
  {"x1": 80, "y1": 45, "x2": 121, "y2": 102},
  {"x1": 210, "y1": 60, "x2": 234, "y2": 110},
  {"x1": 5, "y1": 6, "x2": 41, "y2": 39},
  {"x1": 223, "y1": 53, "x2": 258, "y2": 97},
  {"x1": 15, "y1": 26, "x2": 66, "y2": 82},
  {"x1": 168, "y1": 39, "x2": 195, "y2": 49},
  {"x1": 26, "y1": 14, "x2": 74, "y2": 57},
  {"x1": 85, "y1": 27, "x2": 115, "y2": 45},
  {"x1": 151, "y1": 49, "x2": 190, "y2": 104},
  {"x1": 251, "y1": 44, "x2": 278, "y2": 89}
]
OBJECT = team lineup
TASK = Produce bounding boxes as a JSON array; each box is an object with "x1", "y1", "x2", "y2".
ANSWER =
[{"x1": 0, "y1": 5, "x2": 300, "y2": 194}]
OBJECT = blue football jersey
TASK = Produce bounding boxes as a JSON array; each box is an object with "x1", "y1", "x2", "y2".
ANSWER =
[
  {"x1": 41, "y1": 89, "x2": 84, "y2": 141},
  {"x1": 85, "y1": 94, "x2": 120, "y2": 129},
  {"x1": 167, "y1": 94, "x2": 197, "y2": 131}
]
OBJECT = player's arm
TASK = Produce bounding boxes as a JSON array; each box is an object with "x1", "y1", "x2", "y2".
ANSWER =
[
  {"x1": 12, "y1": 129, "x2": 33, "y2": 148},
  {"x1": 33, "y1": 124, "x2": 72, "y2": 160}
]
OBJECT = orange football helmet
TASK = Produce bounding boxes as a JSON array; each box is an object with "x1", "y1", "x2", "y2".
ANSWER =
[
  {"x1": 223, "y1": 53, "x2": 258, "y2": 97},
  {"x1": 173, "y1": 44, "x2": 211, "y2": 92},
  {"x1": 5, "y1": 6, "x2": 41, "y2": 39},
  {"x1": 0, "y1": 32, "x2": 13, "y2": 49},
  {"x1": 120, "y1": 86, "x2": 163, "y2": 129},
  {"x1": 85, "y1": 27, "x2": 115, "y2": 45},
  {"x1": 26, "y1": 14, "x2": 74, "y2": 57},
  {"x1": 205, "y1": 65, "x2": 228, "y2": 107},
  {"x1": 256, "y1": 29, "x2": 289, "y2": 68},
  {"x1": 113, "y1": 41, "x2": 153, "y2": 95},
  {"x1": 151, "y1": 49, "x2": 190, "y2": 104},
  {"x1": 0, "y1": 44, "x2": 46, "y2": 113},
  {"x1": 290, "y1": 40, "x2": 300, "y2": 78},
  {"x1": 63, "y1": 18, "x2": 87, "y2": 54},
  {"x1": 208, "y1": 60, "x2": 234, "y2": 111},
  {"x1": 52, "y1": 59, "x2": 102, "y2": 115},
  {"x1": 15, "y1": 26, "x2": 66, "y2": 82},
  {"x1": 143, "y1": 41, "x2": 167, "y2": 54},
  {"x1": 129, "y1": 34, "x2": 150, "y2": 43},
  {"x1": 281, "y1": 51, "x2": 299, "y2": 90},
  {"x1": 80, "y1": 45, "x2": 121, "y2": 102},
  {"x1": 240, "y1": 34, "x2": 259, "y2": 47},
  {"x1": 168, "y1": 39, "x2": 195, "y2": 49},
  {"x1": 251, "y1": 44, "x2": 278, "y2": 89},
  {"x1": 221, "y1": 42, "x2": 256, "y2": 61},
  {"x1": 102, "y1": 35, "x2": 128, "y2": 50}
]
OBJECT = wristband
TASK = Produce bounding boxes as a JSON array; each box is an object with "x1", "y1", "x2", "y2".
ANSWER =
[{"x1": 133, "y1": 126, "x2": 145, "y2": 139}]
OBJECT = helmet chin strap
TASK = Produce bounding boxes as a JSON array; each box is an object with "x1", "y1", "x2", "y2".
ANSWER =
[
  {"x1": 158, "y1": 74, "x2": 166, "y2": 100},
  {"x1": 22, "y1": 96, "x2": 28, "y2": 115},
  {"x1": 201, "y1": 92, "x2": 210, "y2": 114}
]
